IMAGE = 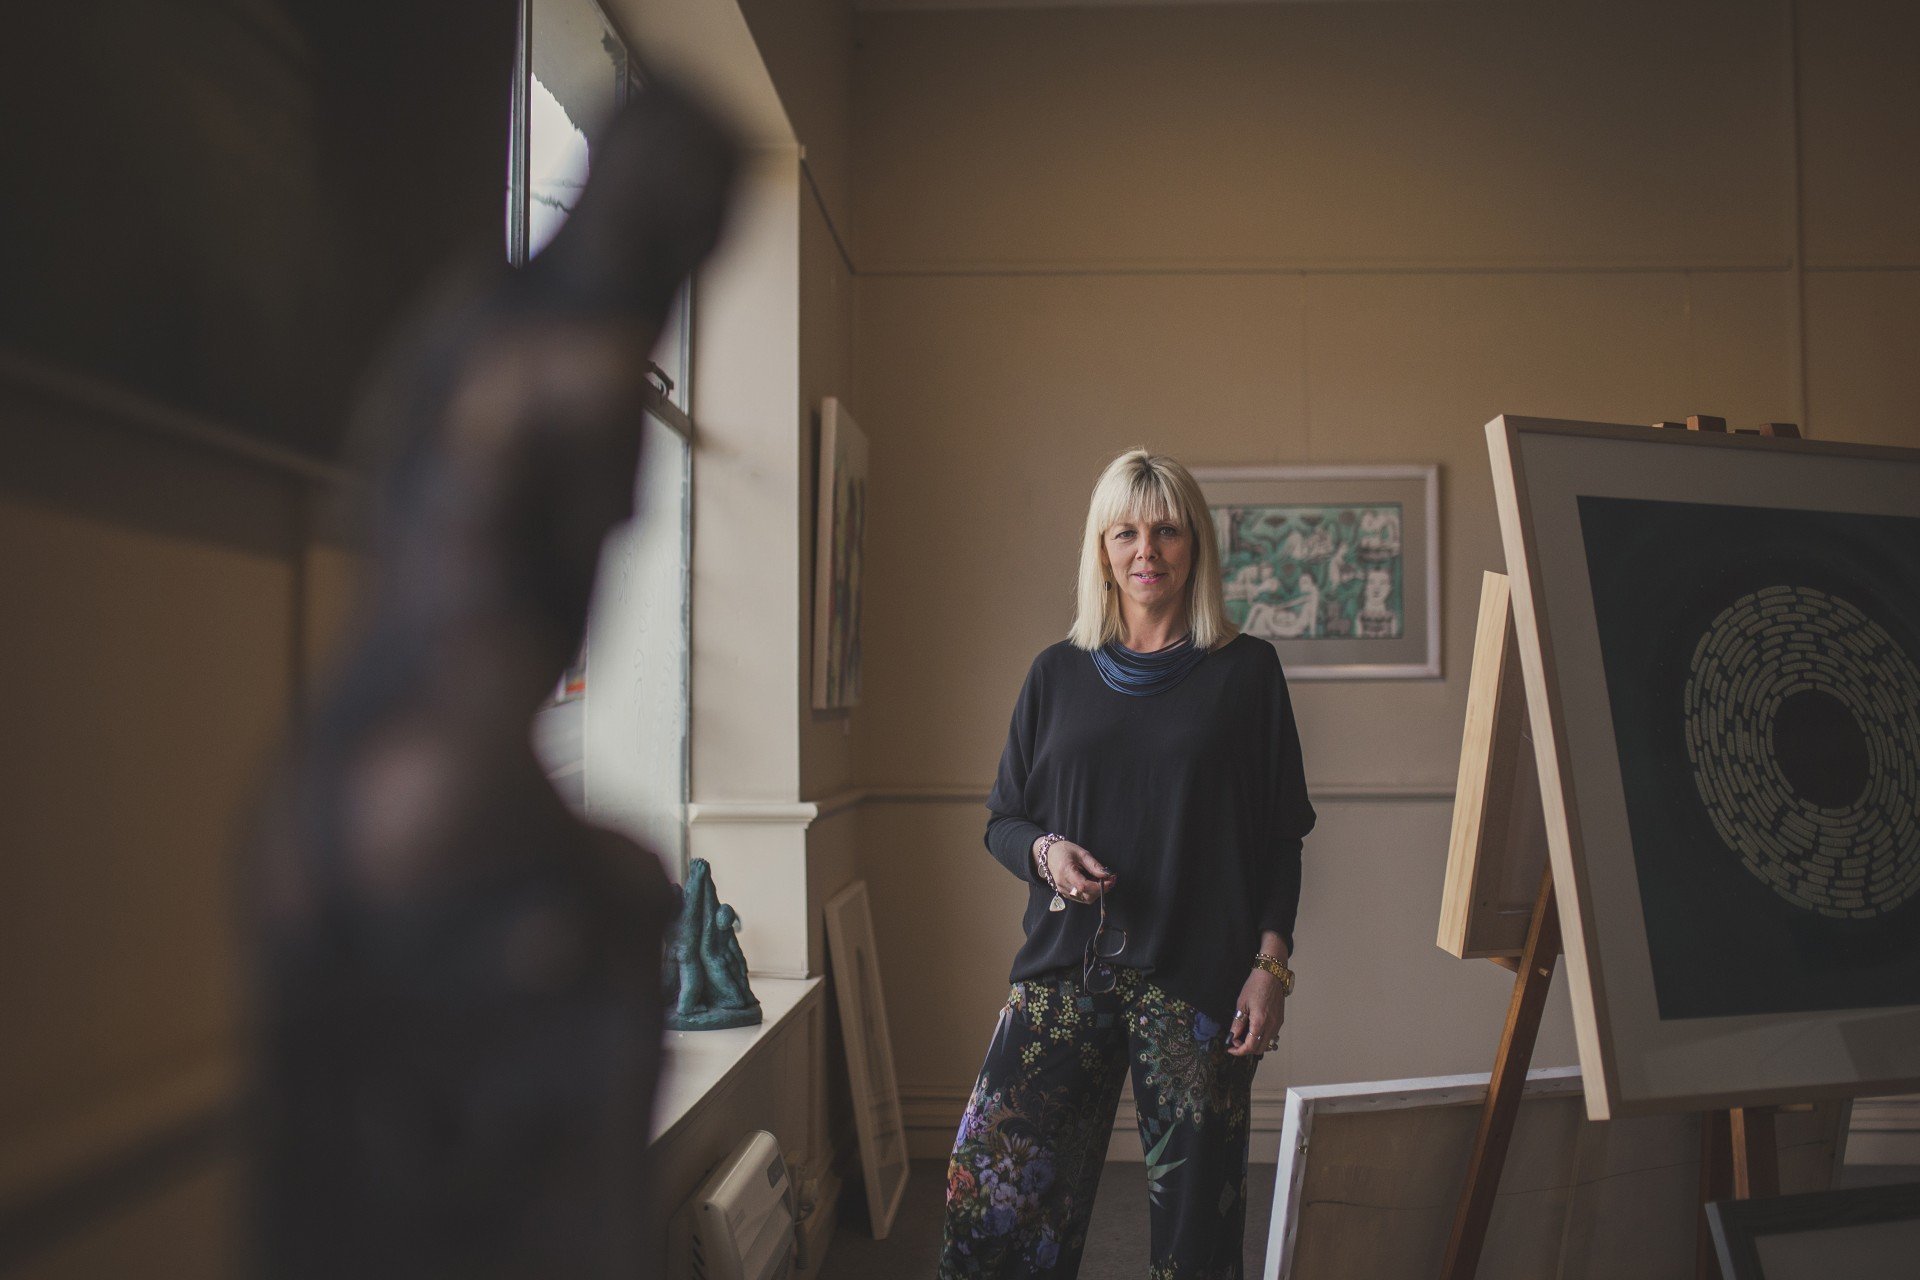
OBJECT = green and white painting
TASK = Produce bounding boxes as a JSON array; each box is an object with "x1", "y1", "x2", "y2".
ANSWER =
[
  {"x1": 1216, "y1": 503, "x2": 1405, "y2": 641},
  {"x1": 1194, "y1": 465, "x2": 1439, "y2": 680}
]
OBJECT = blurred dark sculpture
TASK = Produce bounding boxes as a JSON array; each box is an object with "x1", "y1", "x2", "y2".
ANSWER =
[
  {"x1": 664, "y1": 859, "x2": 762, "y2": 1030},
  {"x1": 247, "y1": 83, "x2": 736, "y2": 1280}
]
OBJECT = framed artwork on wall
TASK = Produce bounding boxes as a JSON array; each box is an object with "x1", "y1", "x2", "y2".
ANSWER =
[
  {"x1": 1487, "y1": 415, "x2": 1920, "y2": 1120},
  {"x1": 1190, "y1": 464, "x2": 1440, "y2": 679},
  {"x1": 813, "y1": 397, "x2": 867, "y2": 710}
]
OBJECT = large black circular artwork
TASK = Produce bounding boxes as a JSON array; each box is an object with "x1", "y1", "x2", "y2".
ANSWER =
[
  {"x1": 1684, "y1": 586, "x2": 1920, "y2": 919},
  {"x1": 1578, "y1": 497, "x2": 1920, "y2": 1020}
]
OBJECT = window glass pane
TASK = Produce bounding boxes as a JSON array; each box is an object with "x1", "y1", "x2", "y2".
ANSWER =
[
  {"x1": 530, "y1": 693, "x2": 584, "y2": 808},
  {"x1": 524, "y1": 0, "x2": 626, "y2": 259},
  {"x1": 654, "y1": 284, "x2": 691, "y2": 412},
  {"x1": 514, "y1": 1, "x2": 690, "y2": 884},
  {"x1": 581, "y1": 413, "x2": 690, "y2": 881}
]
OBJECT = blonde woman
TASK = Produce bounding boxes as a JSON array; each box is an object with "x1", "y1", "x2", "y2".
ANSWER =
[{"x1": 938, "y1": 450, "x2": 1315, "y2": 1280}]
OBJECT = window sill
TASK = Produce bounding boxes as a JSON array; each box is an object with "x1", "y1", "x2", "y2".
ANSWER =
[{"x1": 649, "y1": 975, "x2": 823, "y2": 1147}]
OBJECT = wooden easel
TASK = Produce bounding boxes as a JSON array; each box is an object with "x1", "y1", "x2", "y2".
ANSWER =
[{"x1": 1438, "y1": 416, "x2": 1806, "y2": 1280}]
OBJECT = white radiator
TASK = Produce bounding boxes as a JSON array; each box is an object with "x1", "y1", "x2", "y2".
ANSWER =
[{"x1": 669, "y1": 1130, "x2": 796, "y2": 1280}]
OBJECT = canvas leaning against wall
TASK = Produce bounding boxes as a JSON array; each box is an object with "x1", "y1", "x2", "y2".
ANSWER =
[
  {"x1": 1265, "y1": 1066, "x2": 1847, "y2": 1280},
  {"x1": 1487, "y1": 416, "x2": 1920, "y2": 1120},
  {"x1": 824, "y1": 881, "x2": 909, "y2": 1240},
  {"x1": 813, "y1": 397, "x2": 867, "y2": 710},
  {"x1": 1438, "y1": 570, "x2": 1550, "y2": 962},
  {"x1": 1191, "y1": 465, "x2": 1440, "y2": 679}
]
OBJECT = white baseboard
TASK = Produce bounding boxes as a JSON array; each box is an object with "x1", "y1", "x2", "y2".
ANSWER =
[
  {"x1": 902, "y1": 1088, "x2": 1292, "y2": 1164},
  {"x1": 1848, "y1": 1094, "x2": 1920, "y2": 1167}
]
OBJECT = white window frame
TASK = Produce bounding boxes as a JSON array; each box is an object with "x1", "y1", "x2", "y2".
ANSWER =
[{"x1": 515, "y1": 0, "x2": 696, "y2": 883}]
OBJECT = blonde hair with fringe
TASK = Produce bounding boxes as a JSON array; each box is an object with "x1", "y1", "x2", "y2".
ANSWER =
[{"x1": 1069, "y1": 449, "x2": 1236, "y2": 652}]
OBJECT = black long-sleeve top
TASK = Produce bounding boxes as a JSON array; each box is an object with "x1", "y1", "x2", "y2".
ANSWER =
[{"x1": 984, "y1": 633, "x2": 1316, "y2": 1023}]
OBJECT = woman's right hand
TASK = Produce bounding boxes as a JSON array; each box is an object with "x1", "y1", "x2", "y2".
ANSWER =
[{"x1": 1036, "y1": 836, "x2": 1116, "y2": 903}]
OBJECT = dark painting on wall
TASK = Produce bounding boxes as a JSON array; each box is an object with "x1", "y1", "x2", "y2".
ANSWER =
[{"x1": 1578, "y1": 496, "x2": 1920, "y2": 1020}]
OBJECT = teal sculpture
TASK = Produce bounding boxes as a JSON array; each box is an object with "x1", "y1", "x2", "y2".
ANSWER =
[{"x1": 665, "y1": 859, "x2": 761, "y2": 1030}]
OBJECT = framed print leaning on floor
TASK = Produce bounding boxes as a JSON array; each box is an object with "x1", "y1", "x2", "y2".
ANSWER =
[
  {"x1": 1708, "y1": 1181, "x2": 1920, "y2": 1280},
  {"x1": 1488, "y1": 415, "x2": 1920, "y2": 1120},
  {"x1": 824, "y1": 881, "x2": 909, "y2": 1239},
  {"x1": 1190, "y1": 464, "x2": 1440, "y2": 679}
]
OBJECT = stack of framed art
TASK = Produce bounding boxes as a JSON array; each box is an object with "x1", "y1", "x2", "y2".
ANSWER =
[
  {"x1": 1263, "y1": 1066, "x2": 1846, "y2": 1280},
  {"x1": 1435, "y1": 416, "x2": 1920, "y2": 1279},
  {"x1": 1707, "y1": 1180, "x2": 1920, "y2": 1279}
]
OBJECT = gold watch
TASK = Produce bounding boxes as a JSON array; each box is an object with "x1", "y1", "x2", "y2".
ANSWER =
[{"x1": 1253, "y1": 952, "x2": 1295, "y2": 996}]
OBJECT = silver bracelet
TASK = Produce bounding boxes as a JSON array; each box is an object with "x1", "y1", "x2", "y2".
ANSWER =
[{"x1": 1035, "y1": 833, "x2": 1068, "y2": 912}]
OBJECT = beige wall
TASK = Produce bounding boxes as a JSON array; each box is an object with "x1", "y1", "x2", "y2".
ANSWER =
[
  {"x1": 852, "y1": 2, "x2": 1793, "y2": 272},
  {"x1": 846, "y1": 0, "x2": 1920, "y2": 1152},
  {"x1": 0, "y1": 379, "x2": 355, "y2": 1275},
  {"x1": 740, "y1": 0, "x2": 856, "y2": 238},
  {"x1": 723, "y1": 0, "x2": 867, "y2": 1231}
]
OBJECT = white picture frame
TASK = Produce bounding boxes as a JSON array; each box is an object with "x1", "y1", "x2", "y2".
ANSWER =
[
  {"x1": 823, "y1": 881, "x2": 909, "y2": 1239},
  {"x1": 1265, "y1": 1067, "x2": 1845, "y2": 1280}
]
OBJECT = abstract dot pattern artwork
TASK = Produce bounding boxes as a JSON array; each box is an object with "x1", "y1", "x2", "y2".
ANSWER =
[{"x1": 1683, "y1": 585, "x2": 1920, "y2": 919}]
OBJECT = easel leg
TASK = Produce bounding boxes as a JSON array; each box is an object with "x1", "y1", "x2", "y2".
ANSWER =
[
  {"x1": 1695, "y1": 1107, "x2": 1781, "y2": 1278},
  {"x1": 1439, "y1": 865, "x2": 1563, "y2": 1280},
  {"x1": 1730, "y1": 1108, "x2": 1779, "y2": 1198},
  {"x1": 1695, "y1": 1111, "x2": 1732, "y2": 1280}
]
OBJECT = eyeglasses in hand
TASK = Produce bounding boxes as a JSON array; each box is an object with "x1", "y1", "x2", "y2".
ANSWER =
[{"x1": 1081, "y1": 881, "x2": 1128, "y2": 994}]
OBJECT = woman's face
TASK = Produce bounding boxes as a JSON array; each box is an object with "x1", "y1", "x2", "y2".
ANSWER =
[{"x1": 1104, "y1": 510, "x2": 1192, "y2": 616}]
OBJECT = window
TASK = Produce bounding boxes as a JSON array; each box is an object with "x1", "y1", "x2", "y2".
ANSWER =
[
  {"x1": 514, "y1": 0, "x2": 692, "y2": 883},
  {"x1": 506, "y1": 0, "x2": 628, "y2": 267}
]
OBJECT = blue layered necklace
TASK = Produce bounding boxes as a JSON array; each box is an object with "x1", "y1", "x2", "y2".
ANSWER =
[{"x1": 1091, "y1": 631, "x2": 1208, "y2": 696}]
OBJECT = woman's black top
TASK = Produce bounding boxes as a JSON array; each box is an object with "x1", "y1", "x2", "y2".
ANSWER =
[{"x1": 985, "y1": 632, "x2": 1316, "y2": 1023}]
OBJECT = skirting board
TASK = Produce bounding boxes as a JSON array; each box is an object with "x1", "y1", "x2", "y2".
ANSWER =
[
  {"x1": 899, "y1": 1089, "x2": 1913, "y2": 1170},
  {"x1": 901, "y1": 1088, "x2": 1292, "y2": 1164}
]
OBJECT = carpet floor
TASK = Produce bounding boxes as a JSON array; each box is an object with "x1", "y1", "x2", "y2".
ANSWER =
[
  {"x1": 819, "y1": 1158, "x2": 1278, "y2": 1280},
  {"x1": 816, "y1": 1160, "x2": 1918, "y2": 1279}
]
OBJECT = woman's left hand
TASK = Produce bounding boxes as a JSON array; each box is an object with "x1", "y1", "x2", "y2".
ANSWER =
[{"x1": 1226, "y1": 966, "x2": 1285, "y2": 1057}]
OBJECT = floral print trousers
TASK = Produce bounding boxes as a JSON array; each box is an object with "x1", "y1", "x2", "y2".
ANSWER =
[{"x1": 937, "y1": 967, "x2": 1257, "y2": 1279}]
